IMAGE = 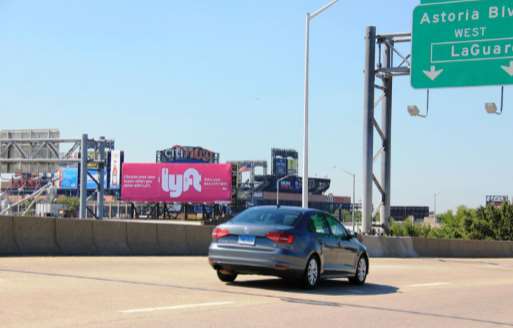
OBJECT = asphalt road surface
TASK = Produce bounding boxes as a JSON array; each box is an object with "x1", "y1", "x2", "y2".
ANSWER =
[{"x1": 1, "y1": 257, "x2": 513, "y2": 328}]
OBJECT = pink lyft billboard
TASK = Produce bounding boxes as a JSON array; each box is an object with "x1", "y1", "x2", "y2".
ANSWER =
[{"x1": 121, "y1": 163, "x2": 232, "y2": 203}]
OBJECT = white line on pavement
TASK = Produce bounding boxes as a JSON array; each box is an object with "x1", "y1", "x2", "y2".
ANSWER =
[
  {"x1": 407, "y1": 282, "x2": 451, "y2": 288},
  {"x1": 371, "y1": 265, "x2": 413, "y2": 269},
  {"x1": 120, "y1": 301, "x2": 234, "y2": 314}
]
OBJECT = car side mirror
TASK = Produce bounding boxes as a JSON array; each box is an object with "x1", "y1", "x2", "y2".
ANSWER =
[{"x1": 353, "y1": 232, "x2": 364, "y2": 242}]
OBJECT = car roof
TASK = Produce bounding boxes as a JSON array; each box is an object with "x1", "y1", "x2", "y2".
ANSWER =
[{"x1": 248, "y1": 205, "x2": 319, "y2": 214}]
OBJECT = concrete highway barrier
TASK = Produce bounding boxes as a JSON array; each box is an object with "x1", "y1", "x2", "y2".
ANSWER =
[
  {"x1": 362, "y1": 236, "x2": 418, "y2": 258},
  {"x1": 409, "y1": 237, "x2": 445, "y2": 257},
  {"x1": 56, "y1": 219, "x2": 96, "y2": 255},
  {"x1": 363, "y1": 236, "x2": 513, "y2": 258},
  {"x1": 359, "y1": 236, "x2": 385, "y2": 257},
  {"x1": 157, "y1": 223, "x2": 189, "y2": 255},
  {"x1": 1, "y1": 216, "x2": 512, "y2": 257},
  {"x1": 126, "y1": 222, "x2": 159, "y2": 255},
  {"x1": 13, "y1": 217, "x2": 60, "y2": 255},
  {"x1": 185, "y1": 225, "x2": 214, "y2": 256},
  {"x1": 92, "y1": 220, "x2": 131, "y2": 255},
  {"x1": 0, "y1": 216, "x2": 18, "y2": 255}
]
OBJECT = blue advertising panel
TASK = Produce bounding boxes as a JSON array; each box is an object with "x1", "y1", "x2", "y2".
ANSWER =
[
  {"x1": 273, "y1": 158, "x2": 288, "y2": 178},
  {"x1": 60, "y1": 168, "x2": 78, "y2": 189},
  {"x1": 58, "y1": 168, "x2": 107, "y2": 190}
]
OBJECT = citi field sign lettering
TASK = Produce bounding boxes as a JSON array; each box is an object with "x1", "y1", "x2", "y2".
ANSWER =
[
  {"x1": 412, "y1": 0, "x2": 513, "y2": 88},
  {"x1": 121, "y1": 163, "x2": 232, "y2": 203}
]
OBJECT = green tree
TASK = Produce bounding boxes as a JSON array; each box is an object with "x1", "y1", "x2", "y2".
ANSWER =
[
  {"x1": 55, "y1": 196, "x2": 80, "y2": 217},
  {"x1": 390, "y1": 217, "x2": 433, "y2": 238}
]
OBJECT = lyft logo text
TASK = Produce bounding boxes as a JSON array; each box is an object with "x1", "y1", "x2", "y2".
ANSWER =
[{"x1": 161, "y1": 168, "x2": 202, "y2": 198}]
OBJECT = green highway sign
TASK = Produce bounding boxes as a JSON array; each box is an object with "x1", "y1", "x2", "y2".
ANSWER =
[
  {"x1": 412, "y1": 0, "x2": 513, "y2": 89},
  {"x1": 420, "y1": 0, "x2": 471, "y2": 4}
]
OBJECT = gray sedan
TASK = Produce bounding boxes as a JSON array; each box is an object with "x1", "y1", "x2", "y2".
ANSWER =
[{"x1": 208, "y1": 206, "x2": 369, "y2": 289}]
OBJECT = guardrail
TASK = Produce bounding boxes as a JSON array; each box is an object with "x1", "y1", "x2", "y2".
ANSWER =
[{"x1": 1, "y1": 216, "x2": 512, "y2": 257}]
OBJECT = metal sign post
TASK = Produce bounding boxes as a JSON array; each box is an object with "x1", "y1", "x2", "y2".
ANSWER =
[
  {"x1": 362, "y1": 28, "x2": 412, "y2": 234},
  {"x1": 97, "y1": 137, "x2": 106, "y2": 219},
  {"x1": 362, "y1": 27, "x2": 377, "y2": 234},
  {"x1": 79, "y1": 134, "x2": 88, "y2": 219}
]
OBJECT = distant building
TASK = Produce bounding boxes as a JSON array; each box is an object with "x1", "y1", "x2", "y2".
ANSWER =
[
  {"x1": 391, "y1": 206, "x2": 430, "y2": 222},
  {"x1": 0, "y1": 129, "x2": 60, "y2": 174},
  {"x1": 156, "y1": 145, "x2": 219, "y2": 164},
  {"x1": 486, "y1": 195, "x2": 509, "y2": 208},
  {"x1": 423, "y1": 215, "x2": 441, "y2": 228},
  {"x1": 252, "y1": 191, "x2": 351, "y2": 213}
]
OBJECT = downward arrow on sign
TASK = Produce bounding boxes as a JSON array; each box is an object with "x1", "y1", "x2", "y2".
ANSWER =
[
  {"x1": 423, "y1": 66, "x2": 444, "y2": 81},
  {"x1": 501, "y1": 61, "x2": 513, "y2": 77}
]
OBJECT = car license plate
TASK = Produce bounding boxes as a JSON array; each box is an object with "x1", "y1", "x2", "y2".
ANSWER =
[{"x1": 238, "y1": 235, "x2": 256, "y2": 246}]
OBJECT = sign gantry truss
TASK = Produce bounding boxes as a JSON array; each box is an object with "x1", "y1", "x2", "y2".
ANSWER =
[{"x1": 362, "y1": 27, "x2": 412, "y2": 234}]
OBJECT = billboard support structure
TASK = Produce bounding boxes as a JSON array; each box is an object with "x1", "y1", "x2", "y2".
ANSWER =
[
  {"x1": 79, "y1": 134, "x2": 88, "y2": 219},
  {"x1": 78, "y1": 134, "x2": 115, "y2": 220},
  {"x1": 362, "y1": 27, "x2": 411, "y2": 235},
  {"x1": 97, "y1": 137, "x2": 106, "y2": 219}
]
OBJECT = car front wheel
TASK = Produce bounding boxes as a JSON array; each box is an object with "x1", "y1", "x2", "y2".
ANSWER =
[{"x1": 349, "y1": 256, "x2": 368, "y2": 285}]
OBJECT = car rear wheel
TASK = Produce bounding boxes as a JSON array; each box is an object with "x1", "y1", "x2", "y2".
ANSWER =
[
  {"x1": 349, "y1": 256, "x2": 368, "y2": 285},
  {"x1": 302, "y1": 256, "x2": 320, "y2": 289},
  {"x1": 217, "y1": 270, "x2": 237, "y2": 283}
]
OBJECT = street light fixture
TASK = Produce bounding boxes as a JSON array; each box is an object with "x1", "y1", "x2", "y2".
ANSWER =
[
  {"x1": 276, "y1": 175, "x2": 290, "y2": 206},
  {"x1": 485, "y1": 102, "x2": 499, "y2": 114},
  {"x1": 485, "y1": 86, "x2": 504, "y2": 115},
  {"x1": 407, "y1": 105, "x2": 421, "y2": 117},
  {"x1": 302, "y1": 0, "x2": 338, "y2": 209},
  {"x1": 407, "y1": 90, "x2": 430, "y2": 118},
  {"x1": 407, "y1": 104, "x2": 429, "y2": 118}
]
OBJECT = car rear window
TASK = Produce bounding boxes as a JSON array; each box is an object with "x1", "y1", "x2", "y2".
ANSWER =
[{"x1": 230, "y1": 208, "x2": 301, "y2": 226}]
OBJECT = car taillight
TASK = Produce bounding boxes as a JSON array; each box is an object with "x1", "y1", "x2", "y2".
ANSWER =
[
  {"x1": 212, "y1": 228, "x2": 230, "y2": 240},
  {"x1": 266, "y1": 232, "x2": 295, "y2": 245}
]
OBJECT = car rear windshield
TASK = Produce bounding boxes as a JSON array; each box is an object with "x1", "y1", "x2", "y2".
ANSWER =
[{"x1": 230, "y1": 208, "x2": 302, "y2": 227}]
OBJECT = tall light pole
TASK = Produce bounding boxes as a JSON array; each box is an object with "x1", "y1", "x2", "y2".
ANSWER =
[
  {"x1": 302, "y1": 0, "x2": 338, "y2": 209},
  {"x1": 434, "y1": 192, "x2": 440, "y2": 218}
]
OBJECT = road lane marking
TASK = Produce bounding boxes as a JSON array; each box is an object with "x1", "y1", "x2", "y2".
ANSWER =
[
  {"x1": 119, "y1": 301, "x2": 234, "y2": 314},
  {"x1": 372, "y1": 265, "x2": 414, "y2": 269},
  {"x1": 407, "y1": 282, "x2": 450, "y2": 288}
]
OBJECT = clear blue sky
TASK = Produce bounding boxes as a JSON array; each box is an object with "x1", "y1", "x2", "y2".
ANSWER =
[{"x1": 1, "y1": 0, "x2": 512, "y2": 212}]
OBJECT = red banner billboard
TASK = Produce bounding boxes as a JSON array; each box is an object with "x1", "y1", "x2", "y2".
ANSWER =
[{"x1": 121, "y1": 163, "x2": 232, "y2": 203}]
